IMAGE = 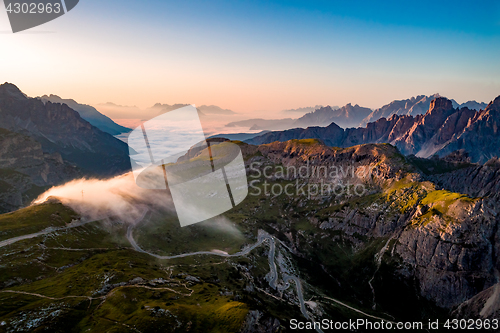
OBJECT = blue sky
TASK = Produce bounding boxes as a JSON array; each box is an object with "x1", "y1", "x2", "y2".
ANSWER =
[{"x1": 1, "y1": 0, "x2": 499, "y2": 113}]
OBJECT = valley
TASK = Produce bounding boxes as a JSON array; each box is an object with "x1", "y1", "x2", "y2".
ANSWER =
[{"x1": 1, "y1": 138, "x2": 499, "y2": 331}]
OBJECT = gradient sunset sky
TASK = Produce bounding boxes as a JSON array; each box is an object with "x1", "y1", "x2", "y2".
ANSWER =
[{"x1": 1, "y1": 0, "x2": 500, "y2": 114}]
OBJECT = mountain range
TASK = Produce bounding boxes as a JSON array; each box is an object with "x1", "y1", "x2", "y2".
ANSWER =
[
  {"x1": 39, "y1": 95, "x2": 131, "y2": 135},
  {"x1": 0, "y1": 83, "x2": 131, "y2": 175},
  {"x1": 1, "y1": 82, "x2": 500, "y2": 331},
  {"x1": 247, "y1": 95, "x2": 500, "y2": 163},
  {"x1": 96, "y1": 103, "x2": 238, "y2": 121},
  {"x1": 3, "y1": 138, "x2": 500, "y2": 331},
  {"x1": 295, "y1": 103, "x2": 372, "y2": 128},
  {"x1": 227, "y1": 95, "x2": 487, "y2": 132},
  {"x1": 281, "y1": 105, "x2": 327, "y2": 115},
  {"x1": 361, "y1": 94, "x2": 487, "y2": 127},
  {"x1": 0, "y1": 83, "x2": 131, "y2": 211},
  {"x1": 225, "y1": 104, "x2": 372, "y2": 131}
]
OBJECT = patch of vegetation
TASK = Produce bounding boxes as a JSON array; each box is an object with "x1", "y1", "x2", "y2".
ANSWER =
[
  {"x1": 420, "y1": 190, "x2": 472, "y2": 206},
  {"x1": 413, "y1": 190, "x2": 476, "y2": 226},
  {"x1": 134, "y1": 211, "x2": 247, "y2": 256},
  {"x1": 0, "y1": 168, "x2": 27, "y2": 178},
  {"x1": 89, "y1": 286, "x2": 248, "y2": 333},
  {"x1": 0, "y1": 202, "x2": 78, "y2": 241},
  {"x1": 289, "y1": 138, "x2": 324, "y2": 146}
]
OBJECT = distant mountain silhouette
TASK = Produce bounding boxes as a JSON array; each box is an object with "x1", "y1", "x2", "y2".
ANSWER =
[
  {"x1": 40, "y1": 95, "x2": 131, "y2": 135},
  {"x1": 225, "y1": 118, "x2": 296, "y2": 131},
  {"x1": 294, "y1": 104, "x2": 372, "y2": 129},
  {"x1": 282, "y1": 105, "x2": 327, "y2": 115},
  {"x1": 150, "y1": 103, "x2": 236, "y2": 116},
  {"x1": 226, "y1": 104, "x2": 370, "y2": 131},
  {"x1": 197, "y1": 105, "x2": 236, "y2": 115},
  {"x1": 457, "y1": 100, "x2": 487, "y2": 111}
]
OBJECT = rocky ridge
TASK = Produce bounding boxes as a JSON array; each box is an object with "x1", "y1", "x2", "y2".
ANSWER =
[
  {"x1": 238, "y1": 139, "x2": 500, "y2": 316},
  {"x1": 0, "y1": 83, "x2": 131, "y2": 176},
  {"x1": 248, "y1": 95, "x2": 500, "y2": 163},
  {"x1": 39, "y1": 94, "x2": 130, "y2": 136}
]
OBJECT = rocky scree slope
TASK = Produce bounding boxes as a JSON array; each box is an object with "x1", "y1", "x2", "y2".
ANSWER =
[
  {"x1": 238, "y1": 139, "x2": 500, "y2": 318},
  {"x1": 0, "y1": 128, "x2": 80, "y2": 213}
]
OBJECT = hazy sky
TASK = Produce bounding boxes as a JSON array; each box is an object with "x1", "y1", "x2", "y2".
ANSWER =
[{"x1": 1, "y1": 0, "x2": 500, "y2": 114}]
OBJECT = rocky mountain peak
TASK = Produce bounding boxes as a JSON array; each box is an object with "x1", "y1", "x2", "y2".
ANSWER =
[
  {"x1": 41, "y1": 94, "x2": 77, "y2": 105},
  {"x1": 428, "y1": 97, "x2": 454, "y2": 113},
  {"x1": 0, "y1": 82, "x2": 27, "y2": 101},
  {"x1": 485, "y1": 95, "x2": 500, "y2": 112}
]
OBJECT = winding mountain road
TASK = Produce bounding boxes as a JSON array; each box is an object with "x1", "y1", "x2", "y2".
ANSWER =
[
  {"x1": 0, "y1": 205, "x2": 389, "y2": 332},
  {"x1": 126, "y1": 209, "x2": 324, "y2": 332},
  {"x1": 0, "y1": 216, "x2": 107, "y2": 249}
]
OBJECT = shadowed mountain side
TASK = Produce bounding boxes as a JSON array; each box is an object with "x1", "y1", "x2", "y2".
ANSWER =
[
  {"x1": 0, "y1": 128, "x2": 80, "y2": 213},
  {"x1": 0, "y1": 83, "x2": 131, "y2": 176}
]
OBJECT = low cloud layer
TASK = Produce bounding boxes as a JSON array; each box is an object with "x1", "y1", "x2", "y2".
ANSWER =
[
  {"x1": 33, "y1": 172, "x2": 245, "y2": 242},
  {"x1": 34, "y1": 172, "x2": 174, "y2": 224}
]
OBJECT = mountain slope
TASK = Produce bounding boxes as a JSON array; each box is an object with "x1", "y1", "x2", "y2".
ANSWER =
[
  {"x1": 432, "y1": 96, "x2": 500, "y2": 162},
  {"x1": 0, "y1": 128, "x2": 79, "y2": 212},
  {"x1": 40, "y1": 94, "x2": 131, "y2": 135},
  {"x1": 0, "y1": 83, "x2": 131, "y2": 176},
  {"x1": 2, "y1": 140, "x2": 499, "y2": 331}
]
